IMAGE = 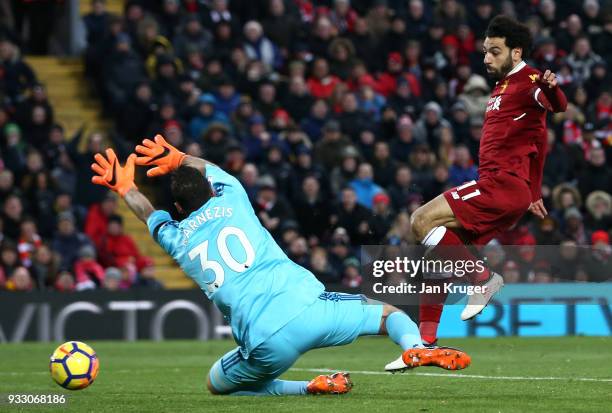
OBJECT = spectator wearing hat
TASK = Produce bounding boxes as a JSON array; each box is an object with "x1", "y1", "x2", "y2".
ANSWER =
[
  {"x1": 3, "y1": 123, "x2": 27, "y2": 175},
  {"x1": 328, "y1": 227, "x2": 354, "y2": 274},
  {"x1": 294, "y1": 175, "x2": 332, "y2": 243},
  {"x1": 256, "y1": 82, "x2": 281, "y2": 123},
  {"x1": 375, "y1": 52, "x2": 420, "y2": 98},
  {"x1": 51, "y1": 212, "x2": 94, "y2": 271},
  {"x1": 189, "y1": 93, "x2": 229, "y2": 139},
  {"x1": 330, "y1": 145, "x2": 360, "y2": 195},
  {"x1": 585, "y1": 191, "x2": 612, "y2": 232},
  {"x1": 98, "y1": 215, "x2": 151, "y2": 271},
  {"x1": 457, "y1": 74, "x2": 490, "y2": 123},
  {"x1": 562, "y1": 207, "x2": 587, "y2": 245},
  {"x1": 413, "y1": 101, "x2": 452, "y2": 152},
  {"x1": 103, "y1": 267, "x2": 122, "y2": 291},
  {"x1": 586, "y1": 230, "x2": 612, "y2": 282},
  {"x1": 387, "y1": 76, "x2": 422, "y2": 118},
  {"x1": 15, "y1": 82, "x2": 54, "y2": 133},
  {"x1": 74, "y1": 245, "x2": 105, "y2": 291},
  {"x1": 532, "y1": 36, "x2": 566, "y2": 73},
  {"x1": 201, "y1": 122, "x2": 233, "y2": 166},
  {"x1": 242, "y1": 20, "x2": 283, "y2": 72},
  {"x1": 341, "y1": 256, "x2": 362, "y2": 288},
  {"x1": 370, "y1": 192, "x2": 394, "y2": 240},
  {"x1": 289, "y1": 144, "x2": 329, "y2": 197},
  {"x1": 254, "y1": 175, "x2": 295, "y2": 240}
]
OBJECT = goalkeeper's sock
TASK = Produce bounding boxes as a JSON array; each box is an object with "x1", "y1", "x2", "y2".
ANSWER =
[
  {"x1": 419, "y1": 279, "x2": 448, "y2": 345},
  {"x1": 232, "y1": 380, "x2": 308, "y2": 396},
  {"x1": 422, "y1": 226, "x2": 490, "y2": 284},
  {"x1": 385, "y1": 311, "x2": 421, "y2": 350}
]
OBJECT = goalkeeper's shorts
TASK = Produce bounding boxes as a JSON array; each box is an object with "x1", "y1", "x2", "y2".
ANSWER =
[{"x1": 208, "y1": 292, "x2": 383, "y2": 394}]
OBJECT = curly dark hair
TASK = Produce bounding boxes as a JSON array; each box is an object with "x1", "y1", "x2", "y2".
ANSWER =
[
  {"x1": 171, "y1": 165, "x2": 213, "y2": 216},
  {"x1": 485, "y1": 15, "x2": 532, "y2": 57}
]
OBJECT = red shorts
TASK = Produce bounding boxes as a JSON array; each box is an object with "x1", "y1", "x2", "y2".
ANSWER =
[{"x1": 443, "y1": 171, "x2": 532, "y2": 245}]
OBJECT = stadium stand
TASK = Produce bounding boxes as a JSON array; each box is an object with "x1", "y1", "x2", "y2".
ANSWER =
[{"x1": 0, "y1": 0, "x2": 610, "y2": 292}]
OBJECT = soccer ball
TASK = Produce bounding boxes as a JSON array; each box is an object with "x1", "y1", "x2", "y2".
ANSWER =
[{"x1": 49, "y1": 341, "x2": 99, "y2": 390}]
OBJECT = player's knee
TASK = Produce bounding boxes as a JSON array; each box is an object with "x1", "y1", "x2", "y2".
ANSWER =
[
  {"x1": 410, "y1": 207, "x2": 430, "y2": 241},
  {"x1": 206, "y1": 374, "x2": 219, "y2": 395}
]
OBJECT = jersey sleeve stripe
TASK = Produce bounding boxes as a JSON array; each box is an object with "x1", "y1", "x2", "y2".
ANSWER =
[{"x1": 534, "y1": 88, "x2": 546, "y2": 109}]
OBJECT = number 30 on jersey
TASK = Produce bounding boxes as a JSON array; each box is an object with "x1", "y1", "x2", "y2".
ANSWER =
[{"x1": 188, "y1": 226, "x2": 255, "y2": 293}]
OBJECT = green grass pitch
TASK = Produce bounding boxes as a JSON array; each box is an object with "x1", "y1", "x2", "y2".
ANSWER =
[{"x1": 1, "y1": 337, "x2": 611, "y2": 412}]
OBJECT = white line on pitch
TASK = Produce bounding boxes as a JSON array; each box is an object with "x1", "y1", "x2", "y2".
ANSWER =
[{"x1": 289, "y1": 368, "x2": 612, "y2": 383}]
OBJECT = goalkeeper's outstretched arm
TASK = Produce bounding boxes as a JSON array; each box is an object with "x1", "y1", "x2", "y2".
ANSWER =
[{"x1": 123, "y1": 188, "x2": 155, "y2": 224}]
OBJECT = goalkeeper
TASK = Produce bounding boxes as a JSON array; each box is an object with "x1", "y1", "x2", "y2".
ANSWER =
[{"x1": 90, "y1": 136, "x2": 471, "y2": 396}]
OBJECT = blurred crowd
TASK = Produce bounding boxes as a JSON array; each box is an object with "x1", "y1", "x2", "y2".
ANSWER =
[{"x1": 0, "y1": 0, "x2": 611, "y2": 292}]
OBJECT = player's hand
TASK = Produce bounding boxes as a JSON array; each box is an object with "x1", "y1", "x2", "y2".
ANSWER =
[
  {"x1": 528, "y1": 199, "x2": 548, "y2": 219},
  {"x1": 91, "y1": 148, "x2": 137, "y2": 197},
  {"x1": 135, "y1": 134, "x2": 186, "y2": 177},
  {"x1": 540, "y1": 70, "x2": 558, "y2": 88}
]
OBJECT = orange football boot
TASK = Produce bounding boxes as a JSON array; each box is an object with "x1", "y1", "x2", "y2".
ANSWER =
[
  {"x1": 306, "y1": 372, "x2": 353, "y2": 395},
  {"x1": 385, "y1": 347, "x2": 471, "y2": 372}
]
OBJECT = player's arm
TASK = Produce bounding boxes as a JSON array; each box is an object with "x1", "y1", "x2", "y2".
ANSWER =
[
  {"x1": 90, "y1": 148, "x2": 156, "y2": 223},
  {"x1": 534, "y1": 70, "x2": 567, "y2": 113},
  {"x1": 527, "y1": 140, "x2": 548, "y2": 219}
]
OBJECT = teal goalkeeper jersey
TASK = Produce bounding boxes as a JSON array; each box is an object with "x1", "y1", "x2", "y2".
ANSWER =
[{"x1": 146, "y1": 164, "x2": 325, "y2": 357}]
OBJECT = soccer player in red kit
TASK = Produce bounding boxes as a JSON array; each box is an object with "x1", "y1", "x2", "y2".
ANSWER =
[{"x1": 410, "y1": 16, "x2": 567, "y2": 346}]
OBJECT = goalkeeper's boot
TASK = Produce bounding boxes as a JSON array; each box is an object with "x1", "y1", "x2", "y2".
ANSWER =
[
  {"x1": 385, "y1": 346, "x2": 471, "y2": 373},
  {"x1": 460, "y1": 272, "x2": 504, "y2": 321},
  {"x1": 307, "y1": 372, "x2": 353, "y2": 395}
]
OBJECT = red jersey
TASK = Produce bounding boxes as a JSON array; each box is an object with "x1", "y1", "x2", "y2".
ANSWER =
[{"x1": 479, "y1": 61, "x2": 567, "y2": 201}]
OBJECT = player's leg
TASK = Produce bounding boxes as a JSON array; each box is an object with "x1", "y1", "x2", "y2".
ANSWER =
[
  {"x1": 206, "y1": 344, "x2": 311, "y2": 396},
  {"x1": 308, "y1": 293, "x2": 471, "y2": 372}
]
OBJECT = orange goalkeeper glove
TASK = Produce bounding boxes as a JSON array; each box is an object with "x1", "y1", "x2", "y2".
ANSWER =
[
  {"x1": 134, "y1": 134, "x2": 186, "y2": 177},
  {"x1": 90, "y1": 148, "x2": 137, "y2": 197}
]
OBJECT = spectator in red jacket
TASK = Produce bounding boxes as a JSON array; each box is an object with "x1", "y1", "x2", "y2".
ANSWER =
[
  {"x1": 74, "y1": 245, "x2": 105, "y2": 290},
  {"x1": 98, "y1": 214, "x2": 150, "y2": 271},
  {"x1": 84, "y1": 192, "x2": 118, "y2": 248},
  {"x1": 307, "y1": 58, "x2": 342, "y2": 99}
]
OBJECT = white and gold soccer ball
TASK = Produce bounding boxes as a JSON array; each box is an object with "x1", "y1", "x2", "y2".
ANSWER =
[{"x1": 49, "y1": 341, "x2": 99, "y2": 390}]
